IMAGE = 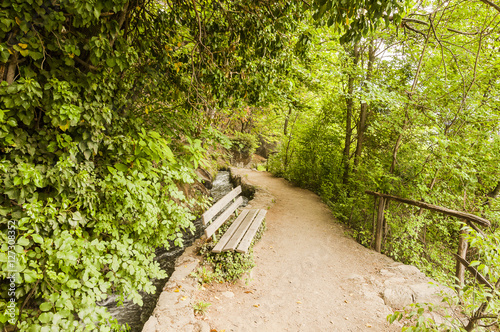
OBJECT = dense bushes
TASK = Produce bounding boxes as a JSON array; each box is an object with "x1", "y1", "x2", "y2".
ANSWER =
[{"x1": 0, "y1": 1, "x2": 209, "y2": 330}]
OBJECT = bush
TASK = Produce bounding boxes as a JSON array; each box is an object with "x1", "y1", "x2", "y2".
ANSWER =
[{"x1": 230, "y1": 132, "x2": 259, "y2": 156}]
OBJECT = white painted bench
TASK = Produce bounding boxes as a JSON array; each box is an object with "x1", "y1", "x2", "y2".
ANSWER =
[{"x1": 202, "y1": 185, "x2": 267, "y2": 254}]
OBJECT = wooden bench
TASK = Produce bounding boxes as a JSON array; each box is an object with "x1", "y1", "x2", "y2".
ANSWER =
[{"x1": 202, "y1": 185, "x2": 267, "y2": 254}]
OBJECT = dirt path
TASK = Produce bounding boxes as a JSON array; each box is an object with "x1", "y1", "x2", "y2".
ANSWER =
[
  {"x1": 197, "y1": 169, "x2": 405, "y2": 332},
  {"x1": 145, "y1": 168, "x2": 445, "y2": 332}
]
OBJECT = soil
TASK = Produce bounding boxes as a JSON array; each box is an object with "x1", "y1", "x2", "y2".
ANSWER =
[{"x1": 192, "y1": 168, "x2": 403, "y2": 332}]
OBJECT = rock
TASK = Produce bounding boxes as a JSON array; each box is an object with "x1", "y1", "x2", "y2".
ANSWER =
[
  {"x1": 142, "y1": 316, "x2": 158, "y2": 332},
  {"x1": 195, "y1": 168, "x2": 213, "y2": 189},
  {"x1": 361, "y1": 289, "x2": 385, "y2": 306},
  {"x1": 384, "y1": 277, "x2": 406, "y2": 286},
  {"x1": 393, "y1": 264, "x2": 423, "y2": 277},
  {"x1": 169, "y1": 257, "x2": 199, "y2": 283},
  {"x1": 156, "y1": 291, "x2": 180, "y2": 309},
  {"x1": 409, "y1": 283, "x2": 442, "y2": 304},
  {"x1": 380, "y1": 269, "x2": 396, "y2": 277},
  {"x1": 383, "y1": 285, "x2": 414, "y2": 309},
  {"x1": 422, "y1": 311, "x2": 446, "y2": 327},
  {"x1": 222, "y1": 291, "x2": 235, "y2": 299}
]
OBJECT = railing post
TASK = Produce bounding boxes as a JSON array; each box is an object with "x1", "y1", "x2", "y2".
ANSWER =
[
  {"x1": 455, "y1": 223, "x2": 469, "y2": 289},
  {"x1": 374, "y1": 197, "x2": 386, "y2": 252}
]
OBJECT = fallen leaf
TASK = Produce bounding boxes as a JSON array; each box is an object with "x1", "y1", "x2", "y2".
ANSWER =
[
  {"x1": 244, "y1": 290, "x2": 253, "y2": 294},
  {"x1": 253, "y1": 304, "x2": 260, "y2": 308},
  {"x1": 296, "y1": 301, "x2": 302, "y2": 304},
  {"x1": 366, "y1": 324, "x2": 372, "y2": 328},
  {"x1": 181, "y1": 296, "x2": 187, "y2": 301},
  {"x1": 174, "y1": 289, "x2": 180, "y2": 293}
]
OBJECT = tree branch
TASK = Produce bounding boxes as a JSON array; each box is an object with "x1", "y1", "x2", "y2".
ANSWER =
[
  {"x1": 478, "y1": 0, "x2": 500, "y2": 13},
  {"x1": 74, "y1": 55, "x2": 99, "y2": 71}
]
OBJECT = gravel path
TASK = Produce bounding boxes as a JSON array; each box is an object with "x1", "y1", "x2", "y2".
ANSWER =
[{"x1": 145, "y1": 168, "x2": 448, "y2": 332}]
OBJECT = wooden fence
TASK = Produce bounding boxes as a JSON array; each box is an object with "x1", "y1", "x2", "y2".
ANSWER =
[{"x1": 365, "y1": 190, "x2": 495, "y2": 331}]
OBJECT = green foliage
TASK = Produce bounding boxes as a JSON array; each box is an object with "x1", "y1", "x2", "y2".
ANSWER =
[
  {"x1": 192, "y1": 301, "x2": 211, "y2": 316},
  {"x1": 256, "y1": 164, "x2": 267, "y2": 172},
  {"x1": 191, "y1": 266, "x2": 219, "y2": 285},
  {"x1": 311, "y1": 0, "x2": 409, "y2": 43},
  {"x1": 230, "y1": 132, "x2": 258, "y2": 156}
]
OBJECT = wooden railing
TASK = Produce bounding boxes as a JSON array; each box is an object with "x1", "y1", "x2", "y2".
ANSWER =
[
  {"x1": 365, "y1": 190, "x2": 491, "y2": 284},
  {"x1": 365, "y1": 190, "x2": 495, "y2": 331}
]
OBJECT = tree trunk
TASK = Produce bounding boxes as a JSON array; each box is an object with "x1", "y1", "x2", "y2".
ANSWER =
[
  {"x1": 342, "y1": 43, "x2": 359, "y2": 185},
  {"x1": 354, "y1": 41, "x2": 375, "y2": 168},
  {"x1": 6, "y1": 52, "x2": 18, "y2": 84},
  {"x1": 283, "y1": 106, "x2": 292, "y2": 136}
]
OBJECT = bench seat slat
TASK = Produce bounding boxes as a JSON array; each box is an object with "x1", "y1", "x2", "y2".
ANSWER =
[
  {"x1": 212, "y1": 210, "x2": 250, "y2": 253},
  {"x1": 222, "y1": 209, "x2": 259, "y2": 252},
  {"x1": 236, "y1": 209, "x2": 267, "y2": 254},
  {"x1": 202, "y1": 186, "x2": 242, "y2": 225},
  {"x1": 204, "y1": 196, "x2": 243, "y2": 238}
]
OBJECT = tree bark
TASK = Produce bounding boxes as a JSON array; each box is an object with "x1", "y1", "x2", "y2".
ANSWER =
[
  {"x1": 342, "y1": 43, "x2": 359, "y2": 185},
  {"x1": 6, "y1": 52, "x2": 18, "y2": 84},
  {"x1": 283, "y1": 106, "x2": 292, "y2": 136}
]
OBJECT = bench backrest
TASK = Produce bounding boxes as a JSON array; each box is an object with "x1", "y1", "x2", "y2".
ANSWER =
[{"x1": 202, "y1": 185, "x2": 242, "y2": 225}]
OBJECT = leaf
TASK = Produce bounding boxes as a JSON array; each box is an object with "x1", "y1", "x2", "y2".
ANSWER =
[
  {"x1": 38, "y1": 312, "x2": 52, "y2": 324},
  {"x1": 164, "y1": 146, "x2": 175, "y2": 162},
  {"x1": 18, "y1": 237, "x2": 30, "y2": 246},
  {"x1": 59, "y1": 122, "x2": 70, "y2": 132},
  {"x1": 67, "y1": 279, "x2": 80, "y2": 289},
  {"x1": 18, "y1": 43, "x2": 28, "y2": 49},
  {"x1": 106, "y1": 58, "x2": 116, "y2": 67},
  {"x1": 32, "y1": 234, "x2": 43, "y2": 244},
  {"x1": 469, "y1": 260, "x2": 480, "y2": 267},
  {"x1": 40, "y1": 302, "x2": 52, "y2": 312},
  {"x1": 115, "y1": 163, "x2": 128, "y2": 172}
]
